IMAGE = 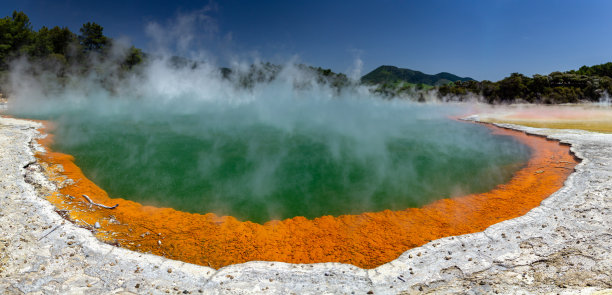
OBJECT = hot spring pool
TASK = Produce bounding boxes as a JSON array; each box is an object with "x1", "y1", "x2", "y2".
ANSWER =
[{"x1": 33, "y1": 98, "x2": 531, "y2": 224}]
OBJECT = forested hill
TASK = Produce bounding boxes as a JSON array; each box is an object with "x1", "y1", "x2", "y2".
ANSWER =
[{"x1": 361, "y1": 65, "x2": 474, "y2": 86}]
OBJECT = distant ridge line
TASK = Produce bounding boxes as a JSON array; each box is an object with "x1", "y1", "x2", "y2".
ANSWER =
[{"x1": 361, "y1": 65, "x2": 474, "y2": 86}]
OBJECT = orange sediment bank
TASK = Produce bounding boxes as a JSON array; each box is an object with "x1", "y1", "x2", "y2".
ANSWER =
[{"x1": 34, "y1": 122, "x2": 578, "y2": 269}]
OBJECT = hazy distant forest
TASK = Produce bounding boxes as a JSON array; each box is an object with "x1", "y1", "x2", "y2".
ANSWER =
[
  {"x1": 0, "y1": 11, "x2": 143, "y2": 93},
  {"x1": 2, "y1": 10, "x2": 612, "y2": 104}
]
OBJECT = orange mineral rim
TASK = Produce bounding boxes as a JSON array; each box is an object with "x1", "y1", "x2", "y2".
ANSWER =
[{"x1": 34, "y1": 120, "x2": 578, "y2": 269}]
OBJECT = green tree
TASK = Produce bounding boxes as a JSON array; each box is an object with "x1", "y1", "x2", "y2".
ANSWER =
[
  {"x1": 48, "y1": 26, "x2": 75, "y2": 56},
  {"x1": 576, "y1": 62, "x2": 612, "y2": 78},
  {"x1": 0, "y1": 11, "x2": 34, "y2": 66},
  {"x1": 78, "y1": 22, "x2": 107, "y2": 52},
  {"x1": 28, "y1": 26, "x2": 53, "y2": 57},
  {"x1": 24, "y1": 25, "x2": 75, "y2": 73},
  {"x1": 122, "y1": 46, "x2": 143, "y2": 70}
]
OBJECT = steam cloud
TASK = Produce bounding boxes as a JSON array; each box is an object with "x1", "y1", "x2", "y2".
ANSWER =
[{"x1": 2, "y1": 12, "x2": 531, "y2": 223}]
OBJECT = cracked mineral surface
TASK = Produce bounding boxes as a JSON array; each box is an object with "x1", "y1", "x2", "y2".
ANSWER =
[{"x1": 0, "y1": 115, "x2": 610, "y2": 294}]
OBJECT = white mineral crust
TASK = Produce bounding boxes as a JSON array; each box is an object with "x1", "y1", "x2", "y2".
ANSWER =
[{"x1": 0, "y1": 115, "x2": 610, "y2": 294}]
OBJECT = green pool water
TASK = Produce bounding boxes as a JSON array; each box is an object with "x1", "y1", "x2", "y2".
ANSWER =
[{"x1": 30, "y1": 97, "x2": 530, "y2": 224}]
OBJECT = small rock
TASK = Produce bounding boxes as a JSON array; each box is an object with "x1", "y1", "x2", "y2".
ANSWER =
[{"x1": 94, "y1": 222, "x2": 101, "y2": 229}]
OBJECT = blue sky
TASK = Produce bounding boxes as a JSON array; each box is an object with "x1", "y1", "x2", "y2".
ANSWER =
[{"x1": 2, "y1": 0, "x2": 612, "y2": 81}]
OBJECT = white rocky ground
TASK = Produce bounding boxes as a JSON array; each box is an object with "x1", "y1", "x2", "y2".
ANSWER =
[{"x1": 0, "y1": 115, "x2": 610, "y2": 294}]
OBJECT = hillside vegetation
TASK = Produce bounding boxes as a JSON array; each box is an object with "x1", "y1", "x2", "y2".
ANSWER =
[
  {"x1": 361, "y1": 65, "x2": 474, "y2": 85},
  {"x1": 0, "y1": 11, "x2": 144, "y2": 95},
  {"x1": 2, "y1": 10, "x2": 612, "y2": 104},
  {"x1": 361, "y1": 63, "x2": 612, "y2": 104},
  {"x1": 360, "y1": 65, "x2": 473, "y2": 99},
  {"x1": 438, "y1": 64, "x2": 612, "y2": 103},
  {"x1": 0, "y1": 11, "x2": 352, "y2": 97}
]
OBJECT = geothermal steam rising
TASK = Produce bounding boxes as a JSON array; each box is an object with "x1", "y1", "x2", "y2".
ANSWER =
[{"x1": 7, "y1": 54, "x2": 531, "y2": 223}]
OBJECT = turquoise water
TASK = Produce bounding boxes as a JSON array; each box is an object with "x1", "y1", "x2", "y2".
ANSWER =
[{"x1": 33, "y1": 97, "x2": 531, "y2": 224}]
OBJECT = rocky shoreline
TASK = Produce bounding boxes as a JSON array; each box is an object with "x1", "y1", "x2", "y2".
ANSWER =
[{"x1": 0, "y1": 115, "x2": 610, "y2": 294}]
